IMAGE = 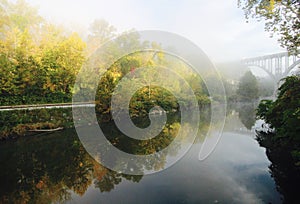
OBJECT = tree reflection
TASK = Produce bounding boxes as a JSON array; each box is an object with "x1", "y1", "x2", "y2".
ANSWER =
[
  {"x1": 94, "y1": 169, "x2": 142, "y2": 192},
  {"x1": 236, "y1": 103, "x2": 256, "y2": 130},
  {"x1": 0, "y1": 130, "x2": 93, "y2": 203},
  {"x1": 0, "y1": 129, "x2": 104, "y2": 203},
  {"x1": 0, "y1": 112, "x2": 207, "y2": 203},
  {"x1": 256, "y1": 131, "x2": 300, "y2": 203},
  {"x1": 84, "y1": 113, "x2": 180, "y2": 174}
]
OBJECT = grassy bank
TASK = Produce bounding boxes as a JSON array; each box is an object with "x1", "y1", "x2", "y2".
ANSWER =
[{"x1": 0, "y1": 108, "x2": 74, "y2": 140}]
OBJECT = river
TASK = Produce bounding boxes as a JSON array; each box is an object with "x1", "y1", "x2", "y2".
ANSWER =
[{"x1": 0, "y1": 104, "x2": 283, "y2": 203}]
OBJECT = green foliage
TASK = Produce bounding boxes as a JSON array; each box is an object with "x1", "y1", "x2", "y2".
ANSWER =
[
  {"x1": 256, "y1": 75, "x2": 300, "y2": 166},
  {"x1": 94, "y1": 45, "x2": 210, "y2": 120},
  {"x1": 1, "y1": 1, "x2": 211, "y2": 141},
  {"x1": 238, "y1": 0, "x2": 300, "y2": 55},
  {"x1": 237, "y1": 71, "x2": 259, "y2": 101},
  {"x1": 129, "y1": 86, "x2": 179, "y2": 117},
  {"x1": 0, "y1": 1, "x2": 86, "y2": 105},
  {"x1": 0, "y1": 108, "x2": 74, "y2": 139},
  {"x1": 256, "y1": 99, "x2": 274, "y2": 120}
]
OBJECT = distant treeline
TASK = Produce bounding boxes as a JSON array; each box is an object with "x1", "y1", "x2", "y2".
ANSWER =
[
  {"x1": 0, "y1": 0, "x2": 212, "y2": 110},
  {"x1": 0, "y1": 1, "x2": 214, "y2": 139}
]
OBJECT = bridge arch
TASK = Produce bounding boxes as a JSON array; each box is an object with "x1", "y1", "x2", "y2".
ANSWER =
[
  {"x1": 244, "y1": 65, "x2": 278, "y2": 96},
  {"x1": 245, "y1": 65, "x2": 276, "y2": 81},
  {"x1": 242, "y1": 51, "x2": 300, "y2": 83},
  {"x1": 283, "y1": 59, "x2": 300, "y2": 76}
]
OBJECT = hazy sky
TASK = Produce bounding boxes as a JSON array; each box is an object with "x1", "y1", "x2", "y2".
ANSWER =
[{"x1": 26, "y1": 0, "x2": 285, "y2": 62}]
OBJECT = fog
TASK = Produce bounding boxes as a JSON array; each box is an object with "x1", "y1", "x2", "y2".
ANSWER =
[{"x1": 25, "y1": 0, "x2": 285, "y2": 63}]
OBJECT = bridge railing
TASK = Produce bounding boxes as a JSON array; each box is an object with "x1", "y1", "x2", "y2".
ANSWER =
[{"x1": 241, "y1": 51, "x2": 300, "y2": 79}]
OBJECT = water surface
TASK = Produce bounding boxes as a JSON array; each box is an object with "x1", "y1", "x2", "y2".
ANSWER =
[{"x1": 0, "y1": 105, "x2": 282, "y2": 203}]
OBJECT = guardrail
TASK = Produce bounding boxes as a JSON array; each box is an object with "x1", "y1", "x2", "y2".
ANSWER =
[{"x1": 0, "y1": 102, "x2": 95, "y2": 111}]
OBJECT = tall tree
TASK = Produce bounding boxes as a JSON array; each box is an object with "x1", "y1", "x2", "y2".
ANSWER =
[
  {"x1": 87, "y1": 19, "x2": 116, "y2": 55},
  {"x1": 0, "y1": 0, "x2": 86, "y2": 104},
  {"x1": 256, "y1": 75, "x2": 300, "y2": 165},
  {"x1": 238, "y1": 0, "x2": 300, "y2": 55},
  {"x1": 237, "y1": 71, "x2": 259, "y2": 101}
]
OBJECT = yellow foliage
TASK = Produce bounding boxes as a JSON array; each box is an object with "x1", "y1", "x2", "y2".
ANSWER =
[{"x1": 269, "y1": 0, "x2": 275, "y2": 12}]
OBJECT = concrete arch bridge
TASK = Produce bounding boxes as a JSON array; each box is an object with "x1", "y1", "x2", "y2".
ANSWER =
[{"x1": 242, "y1": 51, "x2": 300, "y2": 82}]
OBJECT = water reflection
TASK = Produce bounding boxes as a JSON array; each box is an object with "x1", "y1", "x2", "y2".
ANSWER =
[
  {"x1": 0, "y1": 105, "x2": 287, "y2": 203},
  {"x1": 0, "y1": 129, "x2": 142, "y2": 203},
  {"x1": 257, "y1": 131, "x2": 300, "y2": 203},
  {"x1": 0, "y1": 112, "x2": 196, "y2": 203},
  {"x1": 234, "y1": 103, "x2": 257, "y2": 130}
]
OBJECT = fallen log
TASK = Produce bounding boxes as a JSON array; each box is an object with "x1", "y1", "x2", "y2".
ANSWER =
[{"x1": 28, "y1": 127, "x2": 64, "y2": 132}]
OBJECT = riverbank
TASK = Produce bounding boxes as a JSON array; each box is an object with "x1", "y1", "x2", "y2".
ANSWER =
[
  {"x1": 0, "y1": 107, "x2": 74, "y2": 140},
  {"x1": 0, "y1": 102, "x2": 97, "y2": 140}
]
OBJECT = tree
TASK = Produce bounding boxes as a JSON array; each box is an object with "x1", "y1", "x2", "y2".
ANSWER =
[
  {"x1": 0, "y1": 0, "x2": 87, "y2": 104},
  {"x1": 87, "y1": 19, "x2": 116, "y2": 55},
  {"x1": 257, "y1": 76, "x2": 300, "y2": 137},
  {"x1": 257, "y1": 77, "x2": 276, "y2": 97},
  {"x1": 238, "y1": 0, "x2": 300, "y2": 55},
  {"x1": 257, "y1": 75, "x2": 300, "y2": 164},
  {"x1": 237, "y1": 71, "x2": 259, "y2": 101}
]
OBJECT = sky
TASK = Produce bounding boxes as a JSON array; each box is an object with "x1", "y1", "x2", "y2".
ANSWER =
[{"x1": 26, "y1": 0, "x2": 285, "y2": 63}]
